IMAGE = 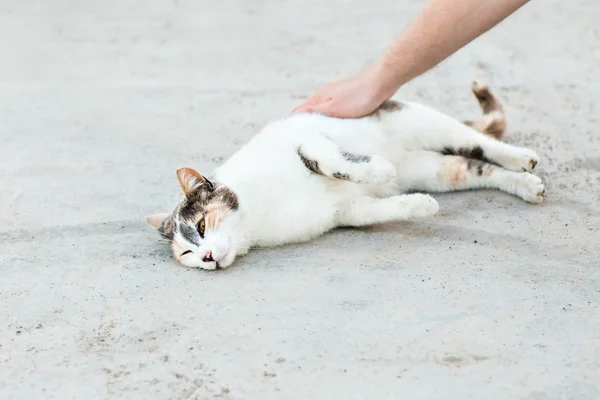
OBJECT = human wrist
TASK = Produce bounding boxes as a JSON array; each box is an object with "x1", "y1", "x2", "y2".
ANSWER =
[{"x1": 368, "y1": 58, "x2": 405, "y2": 101}]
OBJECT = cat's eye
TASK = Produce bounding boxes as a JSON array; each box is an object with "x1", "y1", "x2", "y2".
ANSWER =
[
  {"x1": 181, "y1": 250, "x2": 192, "y2": 257},
  {"x1": 198, "y1": 218, "x2": 206, "y2": 238}
]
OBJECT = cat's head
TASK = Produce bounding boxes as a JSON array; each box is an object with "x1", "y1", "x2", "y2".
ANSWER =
[{"x1": 147, "y1": 168, "x2": 242, "y2": 269}]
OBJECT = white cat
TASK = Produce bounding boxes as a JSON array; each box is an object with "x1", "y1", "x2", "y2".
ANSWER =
[{"x1": 147, "y1": 81, "x2": 545, "y2": 270}]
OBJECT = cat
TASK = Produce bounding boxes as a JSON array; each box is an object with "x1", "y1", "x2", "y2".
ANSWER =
[{"x1": 147, "y1": 81, "x2": 545, "y2": 270}]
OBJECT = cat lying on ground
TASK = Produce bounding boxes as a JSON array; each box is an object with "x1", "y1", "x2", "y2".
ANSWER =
[{"x1": 147, "y1": 81, "x2": 545, "y2": 270}]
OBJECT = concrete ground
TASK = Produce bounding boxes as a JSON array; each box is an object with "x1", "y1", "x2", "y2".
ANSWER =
[{"x1": 1, "y1": 0, "x2": 599, "y2": 399}]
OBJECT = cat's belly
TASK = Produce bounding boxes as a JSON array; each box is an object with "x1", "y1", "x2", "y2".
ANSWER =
[
  {"x1": 224, "y1": 173, "x2": 362, "y2": 248},
  {"x1": 243, "y1": 188, "x2": 341, "y2": 247}
]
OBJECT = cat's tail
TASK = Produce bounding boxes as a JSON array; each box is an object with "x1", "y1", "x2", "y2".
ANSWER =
[{"x1": 463, "y1": 81, "x2": 507, "y2": 141}]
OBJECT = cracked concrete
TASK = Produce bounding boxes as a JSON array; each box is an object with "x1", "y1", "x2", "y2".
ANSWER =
[{"x1": 1, "y1": 0, "x2": 599, "y2": 399}]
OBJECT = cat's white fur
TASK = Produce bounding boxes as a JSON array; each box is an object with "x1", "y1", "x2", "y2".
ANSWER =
[{"x1": 148, "y1": 82, "x2": 545, "y2": 270}]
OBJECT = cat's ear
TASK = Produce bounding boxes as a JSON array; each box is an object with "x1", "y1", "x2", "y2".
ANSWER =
[
  {"x1": 147, "y1": 213, "x2": 169, "y2": 230},
  {"x1": 176, "y1": 167, "x2": 210, "y2": 196}
]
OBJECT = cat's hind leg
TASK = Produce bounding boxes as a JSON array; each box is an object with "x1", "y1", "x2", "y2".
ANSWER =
[
  {"x1": 334, "y1": 194, "x2": 439, "y2": 227},
  {"x1": 399, "y1": 151, "x2": 545, "y2": 204},
  {"x1": 383, "y1": 82, "x2": 538, "y2": 172},
  {"x1": 417, "y1": 111, "x2": 538, "y2": 173},
  {"x1": 297, "y1": 134, "x2": 396, "y2": 185}
]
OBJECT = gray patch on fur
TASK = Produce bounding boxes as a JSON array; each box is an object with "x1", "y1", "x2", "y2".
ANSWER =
[
  {"x1": 371, "y1": 100, "x2": 404, "y2": 117},
  {"x1": 178, "y1": 193, "x2": 207, "y2": 221},
  {"x1": 332, "y1": 172, "x2": 351, "y2": 180},
  {"x1": 377, "y1": 100, "x2": 404, "y2": 112},
  {"x1": 297, "y1": 147, "x2": 322, "y2": 175},
  {"x1": 467, "y1": 159, "x2": 488, "y2": 176},
  {"x1": 173, "y1": 182, "x2": 239, "y2": 223},
  {"x1": 341, "y1": 152, "x2": 371, "y2": 163},
  {"x1": 158, "y1": 215, "x2": 175, "y2": 240},
  {"x1": 178, "y1": 222, "x2": 200, "y2": 246},
  {"x1": 213, "y1": 187, "x2": 239, "y2": 211},
  {"x1": 441, "y1": 146, "x2": 498, "y2": 166}
]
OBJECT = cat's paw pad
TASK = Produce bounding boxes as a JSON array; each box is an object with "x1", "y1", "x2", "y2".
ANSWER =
[
  {"x1": 400, "y1": 193, "x2": 439, "y2": 218},
  {"x1": 355, "y1": 156, "x2": 397, "y2": 185},
  {"x1": 500, "y1": 147, "x2": 540, "y2": 173},
  {"x1": 517, "y1": 173, "x2": 546, "y2": 204}
]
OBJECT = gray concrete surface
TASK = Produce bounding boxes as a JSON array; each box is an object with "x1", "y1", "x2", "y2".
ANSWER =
[{"x1": 1, "y1": 0, "x2": 599, "y2": 399}]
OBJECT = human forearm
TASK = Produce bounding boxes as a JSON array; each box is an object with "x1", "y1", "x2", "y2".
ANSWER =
[
  {"x1": 373, "y1": 0, "x2": 530, "y2": 98},
  {"x1": 292, "y1": 0, "x2": 529, "y2": 118}
]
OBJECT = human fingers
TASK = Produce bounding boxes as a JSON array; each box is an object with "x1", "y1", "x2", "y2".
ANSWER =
[
  {"x1": 292, "y1": 96, "x2": 332, "y2": 114},
  {"x1": 296, "y1": 99, "x2": 340, "y2": 117}
]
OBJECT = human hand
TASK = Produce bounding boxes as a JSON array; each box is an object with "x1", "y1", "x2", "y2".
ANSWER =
[{"x1": 292, "y1": 67, "x2": 394, "y2": 119}]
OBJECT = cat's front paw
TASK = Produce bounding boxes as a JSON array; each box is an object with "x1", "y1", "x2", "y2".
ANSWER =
[
  {"x1": 355, "y1": 156, "x2": 397, "y2": 185},
  {"x1": 498, "y1": 146, "x2": 539, "y2": 173},
  {"x1": 400, "y1": 193, "x2": 439, "y2": 218}
]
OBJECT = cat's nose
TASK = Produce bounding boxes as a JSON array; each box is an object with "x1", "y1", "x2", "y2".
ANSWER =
[{"x1": 202, "y1": 252, "x2": 214, "y2": 263}]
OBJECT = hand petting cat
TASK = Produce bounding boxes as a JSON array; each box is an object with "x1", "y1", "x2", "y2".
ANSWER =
[{"x1": 292, "y1": 66, "x2": 391, "y2": 119}]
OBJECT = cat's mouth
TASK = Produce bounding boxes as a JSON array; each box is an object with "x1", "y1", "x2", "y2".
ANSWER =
[
  {"x1": 202, "y1": 251, "x2": 220, "y2": 269},
  {"x1": 202, "y1": 252, "x2": 222, "y2": 269},
  {"x1": 179, "y1": 249, "x2": 232, "y2": 270}
]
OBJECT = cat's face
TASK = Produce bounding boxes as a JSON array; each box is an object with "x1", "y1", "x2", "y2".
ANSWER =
[{"x1": 147, "y1": 168, "x2": 242, "y2": 270}]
